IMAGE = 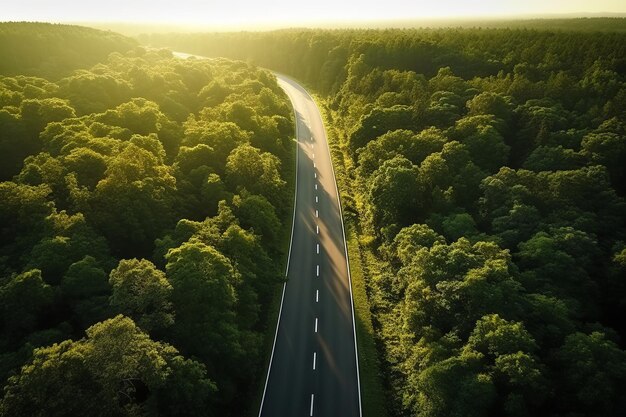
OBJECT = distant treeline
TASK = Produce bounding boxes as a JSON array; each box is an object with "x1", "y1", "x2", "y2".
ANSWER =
[
  {"x1": 143, "y1": 27, "x2": 626, "y2": 417},
  {"x1": 1, "y1": 23, "x2": 295, "y2": 417},
  {"x1": 0, "y1": 22, "x2": 137, "y2": 79},
  {"x1": 396, "y1": 17, "x2": 626, "y2": 32},
  {"x1": 141, "y1": 26, "x2": 626, "y2": 95}
]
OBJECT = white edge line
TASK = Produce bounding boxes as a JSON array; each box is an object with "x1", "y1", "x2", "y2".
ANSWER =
[
  {"x1": 303, "y1": 81, "x2": 364, "y2": 416},
  {"x1": 258, "y1": 73, "x2": 300, "y2": 417}
]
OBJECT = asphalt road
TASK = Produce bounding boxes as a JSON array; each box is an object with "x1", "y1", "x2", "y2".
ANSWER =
[
  {"x1": 258, "y1": 74, "x2": 362, "y2": 417},
  {"x1": 172, "y1": 52, "x2": 361, "y2": 416}
]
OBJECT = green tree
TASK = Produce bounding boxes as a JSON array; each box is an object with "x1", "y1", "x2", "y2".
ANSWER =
[
  {"x1": 224, "y1": 143, "x2": 286, "y2": 204},
  {"x1": 61, "y1": 255, "x2": 110, "y2": 329},
  {"x1": 356, "y1": 128, "x2": 447, "y2": 179},
  {"x1": 349, "y1": 106, "x2": 414, "y2": 154},
  {"x1": 0, "y1": 182, "x2": 52, "y2": 270},
  {"x1": 165, "y1": 241, "x2": 241, "y2": 365},
  {"x1": 581, "y1": 131, "x2": 626, "y2": 194},
  {"x1": 451, "y1": 115, "x2": 510, "y2": 173},
  {"x1": 516, "y1": 227, "x2": 602, "y2": 317},
  {"x1": 0, "y1": 315, "x2": 215, "y2": 417},
  {"x1": 63, "y1": 147, "x2": 108, "y2": 189},
  {"x1": 401, "y1": 239, "x2": 523, "y2": 339},
  {"x1": 109, "y1": 259, "x2": 174, "y2": 333},
  {"x1": 91, "y1": 143, "x2": 176, "y2": 257},
  {"x1": 556, "y1": 332, "x2": 626, "y2": 417},
  {"x1": 382, "y1": 223, "x2": 446, "y2": 267},
  {"x1": 366, "y1": 156, "x2": 421, "y2": 235},
  {"x1": 27, "y1": 211, "x2": 110, "y2": 285},
  {"x1": 416, "y1": 352, "x2": 496, "y2": 417},
  {"x1": 466, "y1": 91, "x2": 515, "y2": 125},
  {"x1": 0, "y1": 270, "x2": 53, "y2": 344},
  {"x1": 233, "y1": 192, "x2": 281, "y2": 248},
  {"x1": 465, "y1": 314, "x2": 538, "y2": 359}
]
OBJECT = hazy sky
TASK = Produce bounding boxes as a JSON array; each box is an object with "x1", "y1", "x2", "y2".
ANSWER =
[{"x1": 3, "y1": 0, "x2": 625, "y2": 26}]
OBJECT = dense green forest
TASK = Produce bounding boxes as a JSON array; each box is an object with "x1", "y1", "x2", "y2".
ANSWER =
[
  {"x1": 0, "y1": 23, "x2": 294, "y2": 416},
  {"x1": 146, "y1": 26, "x2": 626, "y2": 416},
  {"x1": 0, "y1": 22, "x2": 137, "y2": 78}
]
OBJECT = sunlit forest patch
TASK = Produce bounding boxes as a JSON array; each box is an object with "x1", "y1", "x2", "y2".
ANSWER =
[
  {"x1": 145, "y1": 25, "x2": 626, "y2": 416},
  {"x1": 0, "y1": 22, "x2": 294, "y2": 417}
]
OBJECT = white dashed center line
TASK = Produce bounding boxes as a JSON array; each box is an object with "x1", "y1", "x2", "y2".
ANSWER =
[
  {"x1": 310, "y1": 394, "x2": 314, "y2": 416},
  {"x1": 316, "y1": 289, "x2": 319, "y2": 302},
  {"x1": 313, "y1": 352, "x2": 317, "y2": 370},
  {"x1": 315, "y1": 196, "x2": 318, "y2": 203},
  {"x1": 316, "y1": 265, "x2": 319, "y2": 277},
  {"x1": 316, "y1": 243, "x2": 320, "y2": 254},
  {"x1": 315, "y1": 210, "x2": 319, "y2": 218},
  {"x1": 315, "y1": 318, "x2": 318, "y2": 333}
]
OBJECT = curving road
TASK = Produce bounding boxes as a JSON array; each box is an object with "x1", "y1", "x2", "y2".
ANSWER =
[
  {"x1": 258, "y1": 74, "x2": 362, "y2": 417},
  {"x1": 173, "y1": 52, "x2": 361, "y2": 416}
]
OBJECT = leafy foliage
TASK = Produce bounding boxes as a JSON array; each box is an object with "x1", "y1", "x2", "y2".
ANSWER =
[
  {"x1": 0, "y1": 24, "x2": 294, "y2": 417},
  {"x1": 152, "y1": 25, "x2": 626, "y2": 417}
]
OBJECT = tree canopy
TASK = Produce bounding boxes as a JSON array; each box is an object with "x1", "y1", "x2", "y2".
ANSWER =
[
  {"x1": 147, "y1": 24, "x2": 626, "y2": 417},
  {"x1": 0, "y1": 24, "x2": 294, "y2": 417}
]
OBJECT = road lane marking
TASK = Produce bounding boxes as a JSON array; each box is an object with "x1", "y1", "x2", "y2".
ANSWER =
[
  {"x1": 314, "y1": 162, "x2": 316, "y2": 168},
  {"x1": 316, "y1": 265, "x2": 319, "y2": 276},
  {"x1": 315, "y1": 184, "x2": 318, "y2": 190},
  {"x1": 316, "y1": 243, "x2": 319, "y2": 254},
  {"x1": 312, "y1": 153, "x2": 315, "y2": 159},
  {"x1": 315, "y1": 318, "x2": 318, "y2": 333},
  {"x1": 315, "y1": 83, "x2": 365, "y2": 417},
  {"x1": 315, "y1": 210, "x2": 318, "y2": 218},
  {"x1": 271, "y1": 72, "x2": 363, "y2": 417},
  {"x1": 316, "y1": 289, "x2": 319, "y2": 302},
  {"x1": 313, "y1": 352, "x2": 317, "y2": 370},
  {"x1": 316, "y1": 225, "x2": 319, "y2": 234},
  {"x1": 315, "y1": 196, "x2": 318, "y2": 203}
]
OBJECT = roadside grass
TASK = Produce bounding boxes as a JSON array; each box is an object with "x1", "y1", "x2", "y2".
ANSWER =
[
  {"x1": 250, "y1": 78, "x2": 388, "y2": 417},
  {"x1": 345, "y1": 222, "x2": 389, "y2": 417}
]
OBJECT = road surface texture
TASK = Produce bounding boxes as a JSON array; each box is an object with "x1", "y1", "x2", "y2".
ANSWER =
[
  {"x1": 173, "y1": 52, "x2": 361, "y2": 416},
  {"x1": 258, "y1": 74, "x2": 362, "y2": 417}
]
